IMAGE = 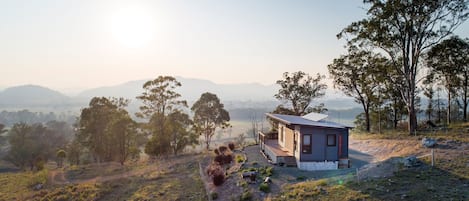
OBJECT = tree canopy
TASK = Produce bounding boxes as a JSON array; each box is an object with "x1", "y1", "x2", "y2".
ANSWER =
[
  {"x1": 328, "y1": 46, "x2": 389, "y2": 132},
  {"x1": 274, "y1": 71, "x2": 327, "y2": 116},
  {"x1": 192, "y1": 92, "x2": 230, "y2": 150},
  {"x1": 339, "y1": 0, "x2": 469, "y2": 133}
]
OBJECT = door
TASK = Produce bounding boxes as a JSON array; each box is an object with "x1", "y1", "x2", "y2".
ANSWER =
[{"x1": 325, "y1": 134, "x2": 338, "y2": 161}]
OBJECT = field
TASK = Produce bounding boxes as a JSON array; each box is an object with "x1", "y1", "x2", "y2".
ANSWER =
[
  {"x1": 1, "y1": 127, "x2": 468, "y2": 200},
  {"x1": 0, "y1": 154, "x2": 207, "y2": 201}
]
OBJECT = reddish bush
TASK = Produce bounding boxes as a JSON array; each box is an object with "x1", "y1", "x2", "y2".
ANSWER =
[
  {"x1": 214, "y1": 149, "x2": 220, "y2": 155},
  {"x1": 206, "y1": 163, "x2": 225, "y2": 186},
  {"x1": 222, "y1": 153, "x2": 233, "y2": 164},
  {"x1": 212, "y1": 169, "x2": 225, "y2": 186},
  {"x1": 218, "y1": 146, "x2": 228, "y2": 154},
  {"x1": 207, "y1": 163, "x2": 223, "y2": 176},
  {"x1": 228, "y1": 142, "x2": 235, "y2": 151},
  {"x1": 214, "y1": 155, "x2": 224, "y2": 164}
]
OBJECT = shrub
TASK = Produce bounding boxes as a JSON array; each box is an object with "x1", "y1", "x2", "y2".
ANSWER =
[
  {"x1": 259, "y1": 183, "x2": 270, "y2": 193},
  {"x1": 212, "y1": 169, "x2": 225, "y2": 186},
  {"x1": 236, "y1": 155, "x2": 244, "y2": 163},
  {"x1": 207, "y1": 163, "x2": 223, "y2": 176},
  {"x1": 222, "y1": 153, "x2": 233, "y2": 164},
  {"x1": 228, "y1": 142, "x2": 235, "y2": 151},
  {"x1": 214, "y1": 149, "x2": 220, "y2": 155},
  {"x1": 265, "y1": 166, "x2": 273, "y2": 176},
  {"x1": 218, "y1": 146, "x2": 228, "y2": 154},
  {"x1": 240, "y1": 190, "x2": 252, "y2": 201},
  {"x1": 214, "y1": 155, "x2": 224, "y2": 164},
  {"x1": 210, "y1": 192, "x2": 218, "y2": 200}
]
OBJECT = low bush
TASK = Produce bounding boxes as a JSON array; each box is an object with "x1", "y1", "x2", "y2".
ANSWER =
[
  {"x1": 223, "y1": 153, "x2": 233, "y2": 164},
  {"x1": 210, "y1": 192, "x2": 218, "y2": 200},
  {"x1": 218, "y1": 146, "x2": 228, "y2": 154},
  {"x1": 236, "y1": 155, "x2": 245, "y2": 163},
  {"x1": 214, "y1": 149, "x2": 220, "y2": 155},
  {"x1": 212, "y1": 170, "x2": 225, "y2": 186},
  {"x1": 240, "y1": 190, "x2": 252, "y2": 201},
  {"x1": 228, "y1": 142, "x2": 235, "y2": 151},
  {"x1": 214, "y1": 155, "x2": 224, "y2": 164},
  {"x1": 207, "y1": 163, "x2": 223, "y2": 176},
  {"x1": 259, "y1": 183, "x2": 270, "y2": 193}
]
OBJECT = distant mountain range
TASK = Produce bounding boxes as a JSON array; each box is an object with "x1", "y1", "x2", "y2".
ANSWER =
[{"x1": 0, "y1": 77, "x2": 359, "y2": 111}]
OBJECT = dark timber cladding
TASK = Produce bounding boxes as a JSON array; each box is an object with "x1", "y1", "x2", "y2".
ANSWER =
[{"x1": 265, "y1": 113, "x2": 351, "y2": 163}]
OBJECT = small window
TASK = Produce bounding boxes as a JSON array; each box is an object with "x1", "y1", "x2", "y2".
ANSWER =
[
  {"x1": 280, "y1": 126, "x2": 284, "y2": 142},
  {"x1": 302, "y1": 134, "x2": 312, "y2": 154},
  {"x1": 327, "y1": 134, "x2": 336, "y2": 146}
]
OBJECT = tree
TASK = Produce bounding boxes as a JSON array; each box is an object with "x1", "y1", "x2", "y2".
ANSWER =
[
  {"x1": 0, "y1": 123, "x2": 7, "y2": 146},
  {"x1": 77, "y1": 97, "x2": 137, "y2": 164},
  {"x1": 67, "y1": 138, "x2": 82, "y2": 166},
  {"x1": 274, "y1": 71, "x2": 327, "y2": 116},
  {"x1": 339, "y1": 0, "x2": 469, "y2": 133},
  {"x1": 426, "y1": 36, "x2": 469, "y2": 124},
  {"x1": 166, "y1": 111, "x2": 198, "y2": 155},
  {"x1": 192, "y1": 92, "x2": 230, "y2": 150},
  {"x1": 328, "y1": 46, "x2": 388, "y2": 132},
  {"x1": 137, "y1": 76, "x2": 192, "y2": 157},
  {"x1": 4, "y1": 122, "x2": 66, "y2": 170},
  {"x1": 56, "y1": 149, "x2": 66, "y2": 168},
  {"x1": 107, "y1": 109, "x2": 139, "y2": 165}
]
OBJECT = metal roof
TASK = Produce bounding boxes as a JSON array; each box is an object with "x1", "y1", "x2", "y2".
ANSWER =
[
  {"x1": 302, "y1": 112, "x2": 328, "y2": 121},
  {"x1": 266, "y1": 113, "x2": 352, "y2": 129}
]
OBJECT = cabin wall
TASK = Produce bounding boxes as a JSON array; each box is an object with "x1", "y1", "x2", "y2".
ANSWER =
[{"x1": 299, "y1": 126, "x2": 348, "y2": 162}]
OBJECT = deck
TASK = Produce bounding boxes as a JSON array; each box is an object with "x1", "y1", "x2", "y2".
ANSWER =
[{"x1": 264, "y1": 139, "x2": 293, "y2": 157}]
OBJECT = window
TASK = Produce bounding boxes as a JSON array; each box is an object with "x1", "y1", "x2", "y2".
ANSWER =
[
  {"x1": 280, "y1": 126, "x2": 284, "y2": 142},
  {"x1": 302, "y1": 134, "x2": 312, "y2": 154},
  {"x1": 327, "y1": 134, "x2": 336, "y2": 146}
]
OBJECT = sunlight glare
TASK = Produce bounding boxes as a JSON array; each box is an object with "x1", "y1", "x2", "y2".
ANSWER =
[{"x1": 110, "y1": 6, "x2": 155, "y2": 48}]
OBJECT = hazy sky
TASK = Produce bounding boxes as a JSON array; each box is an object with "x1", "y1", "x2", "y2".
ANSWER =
[{"x1": 1, "y1": 0, "x2": 468, "y2": 92}]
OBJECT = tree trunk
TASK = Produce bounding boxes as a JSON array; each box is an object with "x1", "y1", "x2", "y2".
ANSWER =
[
  {"x1": 447, "y1": 91, "x2": 451, "y2": 125},
  {"x1": 464, "y1": 73, "x2": 468, "y2": 122},
  {"x1": 365, "y1": 109, "x2": 370, "y2": 133},
  {"x1": 407, "y1": 101, "x2": 418, "y2": 135}
]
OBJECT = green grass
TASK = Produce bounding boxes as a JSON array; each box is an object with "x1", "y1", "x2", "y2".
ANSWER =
[{"x1": 0, "y1": 169, "x2": 48, "y2": 200}]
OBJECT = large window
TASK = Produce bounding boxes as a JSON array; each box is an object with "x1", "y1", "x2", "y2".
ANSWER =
[
  {"x1": 302, "y1": 134, "x2": 312, "y2": 154},
  {"x1": 327, "y1": 134, "x2": 336, "y2": 146}
]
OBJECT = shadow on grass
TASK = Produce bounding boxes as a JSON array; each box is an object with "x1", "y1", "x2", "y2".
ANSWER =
[{"x1": 344, "y1": 162, "x2": 469, "y2": 200}]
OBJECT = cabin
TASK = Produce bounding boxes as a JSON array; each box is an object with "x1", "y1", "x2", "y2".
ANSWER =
[{"x1": 259, "y1": 112, "x2": 351, "y2": 171}]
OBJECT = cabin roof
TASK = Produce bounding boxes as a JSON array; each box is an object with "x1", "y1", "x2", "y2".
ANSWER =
[{"x1": 266, "y1": 113, "x2": 352, "y2": 129}]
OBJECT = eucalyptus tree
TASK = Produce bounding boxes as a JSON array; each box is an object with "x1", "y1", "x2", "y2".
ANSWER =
[
  {"x1": 338, "y1": 0, "x2": 469, "y2": 133},
  {"x1": 192, "y1": 92, "x2": 230, "y2": 150},
  {"x1": 77, "y1": 97, "x2": 137, "y2": 164},
  {"x1": 426, "y1": 36, "x2": 469, "y2": 123},
  {"x1": 274, "y1": 71, "x2": 327, "y2": 116},
  {"x1": 328, "y1": 46, "x2": 388, "y2": 132},
  {"x1": 137, "y1": 76, "x2": 196, "y2": 157}
]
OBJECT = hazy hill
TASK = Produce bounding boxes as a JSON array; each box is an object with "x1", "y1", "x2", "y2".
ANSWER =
[
  {"x1": 0, "y1": 77, "x2": 360, "y2": 114},
  {"x1": 0, "y1": 85, "x2": 72, "y2": 107},
  {"x1": 77, "y1": 77, "x2": 279, "y2": 102}
]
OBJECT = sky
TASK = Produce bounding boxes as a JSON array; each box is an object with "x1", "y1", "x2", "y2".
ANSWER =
[{"x1": 1, "y1": 0, "x2": 469, "y2": 93}]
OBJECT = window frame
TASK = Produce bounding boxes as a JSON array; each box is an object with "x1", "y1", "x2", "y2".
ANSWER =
[
  {"x1": 302, "y1": 134, "x2": 312, "y2": 154},
  {"x1": 327, "y1": 134, "x2": 336, "y2": 147}
]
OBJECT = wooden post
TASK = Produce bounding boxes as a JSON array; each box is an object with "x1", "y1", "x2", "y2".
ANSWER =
[{"x1": 431, "y1": 149, "x2": 435, "y2": 167}]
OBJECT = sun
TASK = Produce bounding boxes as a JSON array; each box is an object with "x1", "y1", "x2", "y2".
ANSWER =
[{"x1": 110, "y1": 6, "x2": 155, "y2": 48}]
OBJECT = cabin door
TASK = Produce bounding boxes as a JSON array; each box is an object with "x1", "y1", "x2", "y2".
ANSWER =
[{"x1": 325, "y1": 134, "x2": 338, "y2": 161}]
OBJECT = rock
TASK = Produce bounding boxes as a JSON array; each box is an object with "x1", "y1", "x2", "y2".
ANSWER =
[
  {"x1": 422, "y1": 137, "x2": 437, "y2": 148},
  {"x1": 264, "y1": 177, "x2": 271, "y2": 183},
  {"x1": 33, "y1": 183, "x2": 43, "y2": 191},
  {"x1": 402, "y1": 156, "x2": 421, "y2": 167}
]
